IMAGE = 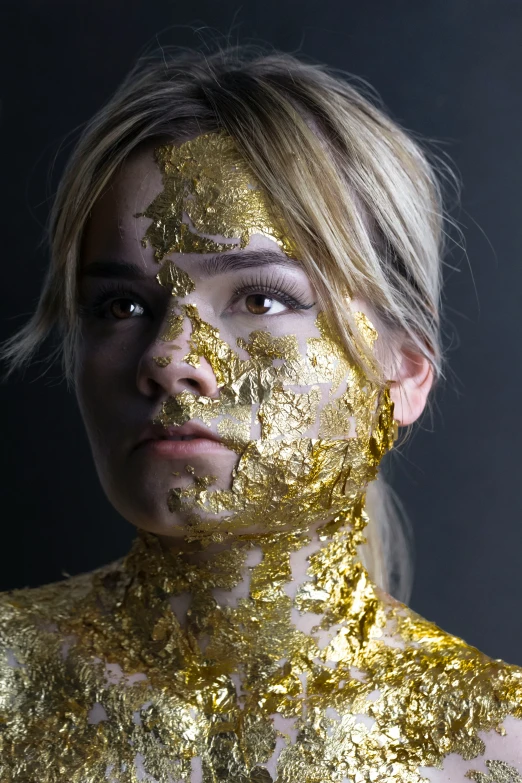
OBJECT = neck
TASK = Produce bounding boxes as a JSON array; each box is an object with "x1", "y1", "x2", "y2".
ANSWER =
[{"x1": 125, "y1": 495, "x2": 388, "y2": 677}]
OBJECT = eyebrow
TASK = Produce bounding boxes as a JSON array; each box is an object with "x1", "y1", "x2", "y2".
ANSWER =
[
  {"x1": 80, "y1": 250, "x2": 302, "y2": 281},
  {"x1": 80, "y1": 259, "x2": 150, "y2": 280},
  {"x1": 198, "y1": 249, "x2": 302, "y2": 276}
]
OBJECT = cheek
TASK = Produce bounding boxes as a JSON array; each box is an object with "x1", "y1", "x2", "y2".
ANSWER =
[{"x1": 74, "y1": 332, "x2": 138, "y2": 441}]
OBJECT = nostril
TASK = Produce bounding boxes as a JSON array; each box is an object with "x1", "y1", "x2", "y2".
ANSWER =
[{"x1": 185, "y1": 378, "x2": 200, "y2": 389}]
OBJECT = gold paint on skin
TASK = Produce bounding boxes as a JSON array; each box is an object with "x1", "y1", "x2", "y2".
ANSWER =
[
  {"x1": 137, "y1": 133, "x2": 295, "y2": 260},
  {"x1": 2, "y1": 134, "x2": 522, "y2": 781}
]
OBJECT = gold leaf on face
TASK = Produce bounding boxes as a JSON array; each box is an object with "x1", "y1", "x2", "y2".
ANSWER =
[
  {"x1": 150, "y1": 290, "x2": 396, "y2": 538},
  {"x1": 152, "y1": 355, "x2": 172, "y2": 368},
  {"x1": 157, "y1": 259, "x2": 196, "y2": 297},
  {"x1": 4, "y1": 131, "x2": 522, "y2": 783},
  {"x1": 318, "y1": 390, "x2": 354, "y2": 438},
  {"x1": 159, "y1": 305, "x2": 184, "y2": 343},
  {"x1": 257, "y1": 385, "x2": 321, "y2": 440},
  {"x1": 136, "y1": 132, "x2": 295, "y2": 260},
  {"x1": 353, "y1": 311, "x2": 378, "y2": 350},
  {"x1": 155, "y1": 260, "x2": 196, "y2": 343}
]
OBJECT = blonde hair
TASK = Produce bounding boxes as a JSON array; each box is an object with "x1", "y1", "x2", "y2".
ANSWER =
[{"x1": 2, "y1": 46, "x2": 449, "y2": 601}]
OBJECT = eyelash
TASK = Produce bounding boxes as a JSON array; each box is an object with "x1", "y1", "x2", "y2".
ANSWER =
[
  {"x1": 79, "y1": 275, "x2": 316, "y2": 320},
  {"x1": 228, "y1": 272, "x2": 315, "y2": 313},
  {"x1": 79, "y1": 284, "x2": 149, "y2": 319}
]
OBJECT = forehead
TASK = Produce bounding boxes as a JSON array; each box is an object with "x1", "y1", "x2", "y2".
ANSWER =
[
  {"x1": 84, "y1": 144, "x2": 162, "y2": 256},
  {"x1": 81, "y1": 142, "x2": 295, "y2": 274}
]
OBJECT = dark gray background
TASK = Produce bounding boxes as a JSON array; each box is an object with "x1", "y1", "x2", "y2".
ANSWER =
[{"x1": 1, "y1": 0, "x2": 521, "y2": 663}]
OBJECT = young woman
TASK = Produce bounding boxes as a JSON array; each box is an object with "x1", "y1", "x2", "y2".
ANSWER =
[{"x1": 1, "y1": 47, "x2": 521, "y2": 783}]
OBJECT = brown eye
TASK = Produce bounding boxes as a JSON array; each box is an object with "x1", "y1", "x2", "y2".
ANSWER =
[
  {"x1": 245, "y1": 294, "x2": 274, "y2": 314},
  {"x1": 109, "y1": 298, "x2": 144, "y2": 319}
]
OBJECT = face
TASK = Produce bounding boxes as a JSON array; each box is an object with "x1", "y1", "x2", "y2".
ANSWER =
[{"x1": 77, "y1": 134, "x2": 396, "y2": 542}]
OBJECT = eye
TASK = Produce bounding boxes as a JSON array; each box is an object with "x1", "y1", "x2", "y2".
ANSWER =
[
  {"x1": 223, "y1": 273, "x2": 316, "y2": 318},
  {"x1": 79, "y1": 285, "x2": 151, "y2": 321},
  {"x1": 108, "y1": 298, "x2": 146, "y2": 319},
  {"x1": 244, "y1": 294, "x2": 287, "y2": 315}
]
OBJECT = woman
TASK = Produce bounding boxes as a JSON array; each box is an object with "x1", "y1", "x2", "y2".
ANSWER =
[{"x1": 1, "y1": 47, "x2": 521, "y2": 783}]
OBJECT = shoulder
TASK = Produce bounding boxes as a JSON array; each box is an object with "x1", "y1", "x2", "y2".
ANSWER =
[
  {"x1": 0, "y1": 569, "x2": 95, "y2": 617},
  {"x1": 0, "y1": 560, "x2": 125, "y2": 676},
  {"x1": 389, "y1": 599, "x2": 522, "y2": 704},
  {"x1": 358, "y1": 595, "x2": 522, "y2": 777},
  {"x1": 0, "y1": 565, "x2": 108, "y2": 633},
  {"x1": 0, "y1": 571, "x2": 92, "y2": 658}
]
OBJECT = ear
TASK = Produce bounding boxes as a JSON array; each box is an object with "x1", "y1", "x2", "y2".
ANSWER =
[{"x1": 388, "y1": 348, "x2": 433, "y2": 426}]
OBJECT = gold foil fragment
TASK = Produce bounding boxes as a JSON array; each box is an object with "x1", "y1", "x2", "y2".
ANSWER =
[
  {"x1": 467, "y1": 761, "x2": 522, "y2": 782},
  {"x1": 155, "y1": 261, "x2": 195, "y2": 344},
  {"x1": 353, "y1": 311, "x2": 378, "y2": 350},
  {"x1": 2, "y1": 136, "x2": 521, "y2": 783},
  {"x1": 137, "y1": 133, "x2": 295, "y2": 260},
  {"x1": 257, "y1": 385, "x2": 321, "y2": 440},
  {"x1": 152, "y1": 355, "x2": 172, "y2": 368},
  {"x1": 159, "y1": 303, "x2": 184, "y2": 344},
  {"x1": 156, "y1": 259, "x2": 196, "y2": 297}
]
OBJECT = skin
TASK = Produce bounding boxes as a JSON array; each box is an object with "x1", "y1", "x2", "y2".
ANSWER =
[
  {"x1": 78, "y1": 143, "x2": 431, "y2": 538},
  {"x1": 77, "y1": 144, "x2": 522, "y2": 779}
]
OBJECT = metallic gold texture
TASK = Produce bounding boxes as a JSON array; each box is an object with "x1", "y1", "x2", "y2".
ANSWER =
[
  {"x1": 156, "y1": 259, "x2": 196, "y2": 298},
  {"x1": 156, "y1": 260, "x2": 196, "y2": 344},
  {"x1": 2, "y1": 518, "x2": 522, "y2": 782},
  {"x1": 150, "y1": 271, "x2": 395, "y2": 543},
  {"x1": 467, "y1": 761, "x2": 522, "y2": 782},
  {"x1": 2, "y1": 287, "x2": 521, "y2": 780},
  {"x1": 152, "y1": 355, "x2": 172, "y2": 368},
  {"x1": 2, "y1": 134, "x2": 521, "y2": 781},
  {"x1": 137, "y1": 133, "x2": 294, "y2": 260}
]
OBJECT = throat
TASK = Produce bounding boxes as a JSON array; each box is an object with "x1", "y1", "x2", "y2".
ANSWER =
[{"x1": 127, "y1": 496, "x2": 387, "y2": 673}]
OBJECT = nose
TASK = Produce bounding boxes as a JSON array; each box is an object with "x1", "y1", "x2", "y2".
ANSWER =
[{"x1": 136, "y1": 314, "x2": 219, "y2": 400}]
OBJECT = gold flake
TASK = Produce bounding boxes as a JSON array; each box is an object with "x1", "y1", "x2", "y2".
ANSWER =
[
  {"x1": 466, "y1": 761, "x2": 522, "y2": 782},
  {"x1": 137, "y1": 133, "x2": 295, "y2": 260},
  {"x1": 2, "y1": 135, "x2": 521, "y2": 782},
  {"x1": 159, "y1": 303, "x2": 184, "y2": 344},
  {"x1": 156, "y1": 259, "x2": 196, "y2": 297},
  {"x1": 152, "y1": 355, "x2": 172, "y2": 368}
]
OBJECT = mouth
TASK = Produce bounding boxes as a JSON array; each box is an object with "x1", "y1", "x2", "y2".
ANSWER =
[{"x1": 135, "y1": 421, "x2": 228, "y2": 458}]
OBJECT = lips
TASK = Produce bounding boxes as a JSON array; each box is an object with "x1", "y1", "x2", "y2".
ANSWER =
[
  {"x1": 134, "y1": 421, "x2": 228, "y2": 459},
  {"x1": 136, "y1": 421, "x2": 222, "y2": 449}
]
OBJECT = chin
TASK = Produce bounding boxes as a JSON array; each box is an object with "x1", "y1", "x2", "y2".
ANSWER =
[
  {"x1": 103, "y1": 487, "x2": 185, "y2": 538},
  {"x1": 100, "y1": 454, "x2": 237, "y2": 537},
  {"x1": 128, "y1": 443, "x2": 238, "y2": 479}
]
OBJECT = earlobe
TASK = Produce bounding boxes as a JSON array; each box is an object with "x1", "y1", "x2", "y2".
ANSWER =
[{"x1": 389, "y1": 350, "x2": 434, "y2": 426}]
